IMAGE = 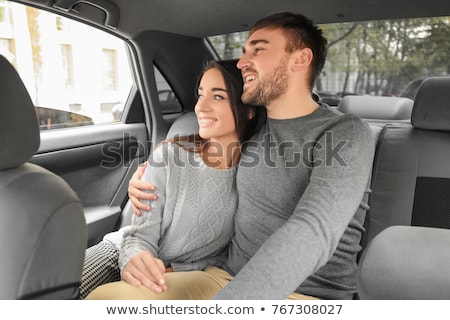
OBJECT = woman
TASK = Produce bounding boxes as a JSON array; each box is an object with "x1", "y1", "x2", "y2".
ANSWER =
[{"x1": 83, "y1": 59, "x2": 265, "y2": 299}]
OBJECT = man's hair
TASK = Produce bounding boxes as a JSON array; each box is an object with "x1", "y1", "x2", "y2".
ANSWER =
[{"x1": 250, "y1": 12, "x2": 328, "y2": 90}]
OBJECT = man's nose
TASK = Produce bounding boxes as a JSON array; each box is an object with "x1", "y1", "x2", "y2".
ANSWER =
[{"x1": 237, "y1": 53, "x2": 250, "y2": 70}]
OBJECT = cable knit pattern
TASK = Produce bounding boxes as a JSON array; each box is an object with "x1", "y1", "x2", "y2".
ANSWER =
[{"x1": 119, "y1": 142, "x2": 237, "y2": 272}]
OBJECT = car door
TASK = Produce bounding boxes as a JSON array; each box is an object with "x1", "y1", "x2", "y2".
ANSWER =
[
  {"x1": 1, "y1": 2, "x2": 150, "y2": 246},
  {"x1": 2, "y1": 1, "x2": 214, "y2": 247}
]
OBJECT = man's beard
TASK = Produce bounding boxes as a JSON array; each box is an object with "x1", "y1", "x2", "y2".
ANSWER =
[{"x1": 241, "y1": 55, "x2": 289, "y2": 106}]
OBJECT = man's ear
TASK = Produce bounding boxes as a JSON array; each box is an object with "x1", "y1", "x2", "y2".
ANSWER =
[{"x1": 292, "y1": 48, "x2": 313, "y2": 72}]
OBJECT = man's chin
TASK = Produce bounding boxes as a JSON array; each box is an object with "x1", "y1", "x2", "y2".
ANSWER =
[{"x1": 241, "y1": 91, "x2": 255, "y2": 105}]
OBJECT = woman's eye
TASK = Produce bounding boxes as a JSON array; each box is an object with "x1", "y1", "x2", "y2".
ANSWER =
[
  {"x1": 196, "y1": 93, "x2": 204, "y2": 99},
  {"x1": 255, "y1": 47, "x2": 263, "y2": 53},
  {"x1": 214, "y1": 95, "x2": 225, "y2": 100}
]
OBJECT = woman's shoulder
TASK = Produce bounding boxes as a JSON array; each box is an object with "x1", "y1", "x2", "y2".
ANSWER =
[{"x1": 149, "y1": 140, "x2": 200, "y2": 167}]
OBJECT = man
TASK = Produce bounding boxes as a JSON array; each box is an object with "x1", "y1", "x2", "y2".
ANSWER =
[{"x1": 126, "y1": 12, "x2": 374, "y2": 300}]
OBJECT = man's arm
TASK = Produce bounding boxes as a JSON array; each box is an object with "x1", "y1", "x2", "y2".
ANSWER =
[
  {"x1": 214, "y1": 117, "x2": 375, "y2": 299},
  {"x1": 129, "y1": 161, "x2": 159, "y2": 215}
]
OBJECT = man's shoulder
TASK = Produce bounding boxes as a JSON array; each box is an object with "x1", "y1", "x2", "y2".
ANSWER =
[
  {"x1": 319, "y1": 105, "x2": 370, "y2": 133},
  {"x1": 311, "y1": 107, "x2": 374, "y2": 151}
]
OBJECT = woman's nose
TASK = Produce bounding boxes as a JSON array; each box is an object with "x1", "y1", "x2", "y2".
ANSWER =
[{"x1": 194, "y1": 97, "x2": 210, "y2": 113}]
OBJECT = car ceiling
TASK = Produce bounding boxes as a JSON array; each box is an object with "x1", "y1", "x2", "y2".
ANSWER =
[{"x1": 12, "y1": 0, "x2": 450, "y2": 40}]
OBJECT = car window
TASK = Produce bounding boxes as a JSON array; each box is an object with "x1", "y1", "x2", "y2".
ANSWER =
[
  {"x1": 209, "y1": 16, "x2": 450, "y2": 106},
  {"x1": 154, "y1": 66, "x2": 183, "y2": 114},
  {"x1": 0, "y1": 1, "x2": 133, "y2": 130}
]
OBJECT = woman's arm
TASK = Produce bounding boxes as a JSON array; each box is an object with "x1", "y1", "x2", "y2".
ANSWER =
[{"x1": 120, "y1": 145, "x2": 169, "y2": 293}]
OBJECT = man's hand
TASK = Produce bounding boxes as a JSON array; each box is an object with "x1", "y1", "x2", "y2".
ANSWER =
[
  {"x1": 121, "y1": 250, "x2": 168, "y2": 294},
  {"x1": 129, "y1": 161, "x2": 158, "y2": 216}
]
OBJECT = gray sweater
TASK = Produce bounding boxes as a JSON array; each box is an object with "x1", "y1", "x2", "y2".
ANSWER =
[
  {"x1": 119, "y1": 142, "x2": 237, "y2": 272},
  {"x1": 214, "y1": 105, "x2": 375, "y2": 300}
]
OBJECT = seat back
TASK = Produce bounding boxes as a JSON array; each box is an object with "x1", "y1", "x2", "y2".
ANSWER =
[
  {"x1": 361, "y1": 76, "x2": 450, "y2": 249},
  {"x1": 357, "y1": 77, "x2": 450, "y2": 299},
  {"x1": 0, "y1": 55, "x2": 87, "y2": 299}
]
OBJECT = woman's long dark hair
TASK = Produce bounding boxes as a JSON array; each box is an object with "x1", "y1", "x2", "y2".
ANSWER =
[
  {"x1": 171, "y1": 59, "x2": 266, "y2": 150},
  {"x1": 202, "y1": 59, "x2": 266, "y2": 143}
]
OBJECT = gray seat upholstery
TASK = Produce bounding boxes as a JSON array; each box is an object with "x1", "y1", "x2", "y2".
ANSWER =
[
  {"x1": 357, "y1": 76, "x2": 450, "y2": 299},
  {"x1": 338, "y1": 95, "x2": 413, "y2": 123},
  {"x1": 165, "y1": 111, "x2": 199, "y2": 139},
  {"x1": 358, "y1": 225, "x2": 450, "y2": 299},
  {"x1": 0, "y1": 55, "x2": 87, "y2": 299}
]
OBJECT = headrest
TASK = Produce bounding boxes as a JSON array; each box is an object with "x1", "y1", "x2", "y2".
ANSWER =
[
  {"x1": 337, "y1": 95, "x2": 413, "y2": 120},
  {"x1": 411, "y1": 76, "x2": 450, "y2": 131},
  {"x1": 0, "y1": 55, "x2": 40, "y2": 170},
  {"x1": 165, "y1": 112, "x2": 198, "y2": 139}
]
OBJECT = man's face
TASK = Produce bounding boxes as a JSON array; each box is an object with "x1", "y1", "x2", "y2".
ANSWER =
[{"x1": 237, "y1": 28, "x2": 290, "y2": 106}]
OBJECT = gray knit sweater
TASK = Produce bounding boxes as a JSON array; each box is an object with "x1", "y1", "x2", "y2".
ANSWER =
[
  {"x1": 119, "y1": 142, "x2": 237, "y2": 272},
  {"x1": 214, "y1": 105, "x2": 375, "y2": 300}
]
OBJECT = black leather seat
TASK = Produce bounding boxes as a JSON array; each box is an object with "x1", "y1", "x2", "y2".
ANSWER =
[
  {"x1": 357, "y1": 76, "x2": 450, "y2": 299},
  {"x1": 0, "y1": 55, "x2": 87, "y2": 299}
]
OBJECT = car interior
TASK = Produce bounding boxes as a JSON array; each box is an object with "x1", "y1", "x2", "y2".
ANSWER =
[
  {"x1": 1, "y1": 0, "x2": 449, "y2": 299},
  {"x1": 0, "y1": 54, "x2": 87, "y2": 299}
]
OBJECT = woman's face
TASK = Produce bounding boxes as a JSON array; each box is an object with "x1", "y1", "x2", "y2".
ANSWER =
[{"x1": 195, "y1": 68, "x2": 238, "y2": 147}]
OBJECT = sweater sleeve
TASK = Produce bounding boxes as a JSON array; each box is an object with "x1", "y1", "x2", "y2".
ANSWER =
[
  {"x1": 118, "y1": 144, "x2": 169, "y2": 272},
  {"x1": 214, "y1": 116, "x2": 375, "y2": 299}
]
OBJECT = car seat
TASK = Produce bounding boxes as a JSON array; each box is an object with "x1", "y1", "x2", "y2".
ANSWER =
[
  {"x1": 357, "y1": 76, "x2": 450, "y2": 299},
  {"x1": 0, "y1": 55, "x2": 87, "y2": 299}
]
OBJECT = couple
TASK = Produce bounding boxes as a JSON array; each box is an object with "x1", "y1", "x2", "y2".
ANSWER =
[{"x1": 85, "y1": 11, "x2": 374, "y2": 300}]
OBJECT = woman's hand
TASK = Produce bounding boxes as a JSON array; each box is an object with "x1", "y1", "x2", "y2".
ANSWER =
[{"x1": 121, "y1": 250, "x2": 168, "y2": 294}]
